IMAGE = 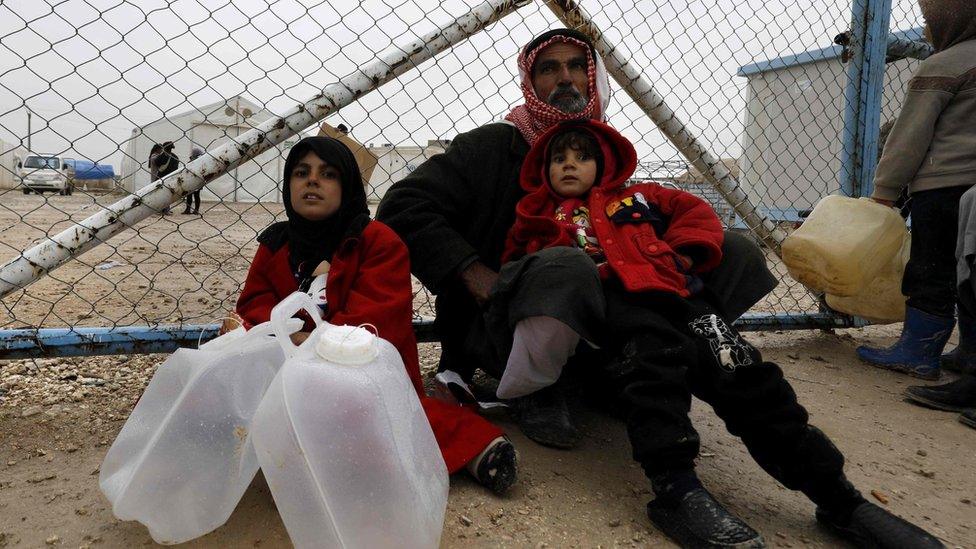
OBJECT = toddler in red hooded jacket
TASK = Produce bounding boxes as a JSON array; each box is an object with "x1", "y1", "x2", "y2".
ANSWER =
[
  {"x1": 493, "y1": 120, "x2": 940, "y2": 548},
  {"x1": 496, "y1": 119, "x2": 725, "y2": 400}
]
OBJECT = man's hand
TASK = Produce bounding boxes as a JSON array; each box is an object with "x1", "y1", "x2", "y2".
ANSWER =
[
  {"x1": 290, "y1": 331, "x2": 311, "y2": 346},
  {"x1": 870, "y1": 197, "x2": 896, "y2": 208},
  {"x1": 460, "y1": 261, "x2": 499, "y2": 306}
]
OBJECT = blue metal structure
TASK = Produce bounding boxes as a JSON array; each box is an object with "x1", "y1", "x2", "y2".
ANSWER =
[
  {"x1": 0, "y1": 325, "x2": 220, "y2": 359},
  {"x1": 0, "y1": 323, "x2": 429, "y2": 359},
  {"x1": 737, "y1": 22, "x2": 932, "y2": 200},
  {"x1": 839, "y1": 0, "x2": 894, "y2": 198}
]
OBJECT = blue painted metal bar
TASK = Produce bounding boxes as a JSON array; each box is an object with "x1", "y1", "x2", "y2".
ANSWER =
[
  {"x1": 839, "y1": 0, "x2": 894, "y2": 198},
  {"x1": 0, "y1": 322, "x2": 438, "y2": 359},
  {"x1": 734, "y1": 312, "x2": 867, "y2": 331},
  {"x1": 857, "y1": 0, "x2": 894, "y2": 198},
  {"x1": 0, "y1": 313, "x2": 863, "y2": 359},
  {"x1": 839, "y1": 0, "x2": 870, "y2": 197},
  {"x1": 0, "y1": 325, "x2": 221, "y2": 359}
]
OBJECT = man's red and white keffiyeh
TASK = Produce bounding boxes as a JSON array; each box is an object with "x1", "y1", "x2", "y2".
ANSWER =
[{"x1": 504, "y1": 34, "x2": 611, "y2": 145}]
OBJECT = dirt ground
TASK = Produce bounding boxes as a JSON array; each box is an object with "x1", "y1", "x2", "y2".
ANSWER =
[{"x1": 1, "y1": 192, "x2": 975, "y2": 548}]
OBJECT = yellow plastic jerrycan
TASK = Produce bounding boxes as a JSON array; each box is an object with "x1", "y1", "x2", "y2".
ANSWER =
[
  {"x1": 782, "y1": 195, "x2": 908, "y2": 296},
  {"x1": 826, "y1": 231, "x2": 910, "y2": 323}
]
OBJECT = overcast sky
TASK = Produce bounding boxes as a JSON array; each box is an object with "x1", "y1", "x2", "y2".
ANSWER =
[{"x1": 0, "y1": 0, "x2": 924, "y2": 170}]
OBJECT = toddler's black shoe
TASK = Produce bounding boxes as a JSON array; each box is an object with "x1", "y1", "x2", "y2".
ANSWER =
[{"x1": 471, "y1": 437, "x2": 518, "y2": 495}]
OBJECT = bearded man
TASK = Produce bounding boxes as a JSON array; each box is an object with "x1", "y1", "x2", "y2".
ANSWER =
[
  {"x1": 377, "y1": 28, "x2": 942, "y2": 549},
  {"x1": 378, "y1": 28, "x2": 775, "y2": 441}
]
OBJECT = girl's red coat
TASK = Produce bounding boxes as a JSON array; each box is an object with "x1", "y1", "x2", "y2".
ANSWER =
[{"x1": 237, "y1": 220, "x2": 502, "y2": 472}]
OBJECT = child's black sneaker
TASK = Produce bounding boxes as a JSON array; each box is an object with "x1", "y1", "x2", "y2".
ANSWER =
[
  {"x1": 815, "y1": 502, "x2": 943, "y2": 548},
  {"x1": 646, "y1": 487, "x2": 765, "y2": 548},
  {"x1": 468, "y1": 437, "x2": 518, "y2": 495}
]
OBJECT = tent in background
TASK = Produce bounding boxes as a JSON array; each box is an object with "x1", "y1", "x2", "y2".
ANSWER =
[{"x1": 67, "y1": 159, "x2": 115, "y2": 180}]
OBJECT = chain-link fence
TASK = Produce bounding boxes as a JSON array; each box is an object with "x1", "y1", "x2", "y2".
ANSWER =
[{"x1": 0, "y1": 0, "x2": 928, "y2": 356}]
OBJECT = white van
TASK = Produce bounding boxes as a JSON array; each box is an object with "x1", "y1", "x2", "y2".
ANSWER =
[{"x1": 18, "y1": 154, "x2": 74, "y2": 195}]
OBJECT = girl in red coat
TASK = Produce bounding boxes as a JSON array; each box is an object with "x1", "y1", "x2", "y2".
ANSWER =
[
  {"x1": 492, "y1": 120, "x2": 938, "y2": 548},
  {"x1": 234, "y1": 136, "x2": 516, "y2": 494}
]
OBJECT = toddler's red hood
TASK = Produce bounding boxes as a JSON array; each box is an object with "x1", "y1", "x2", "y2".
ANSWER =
[{"x1": 519, "y1": 119, "x2": 638, "y2": 195}]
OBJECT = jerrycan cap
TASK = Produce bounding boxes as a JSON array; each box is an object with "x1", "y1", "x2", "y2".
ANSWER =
[{"x1": 315, "y1": 325, "x2": 378, "y2": 365}]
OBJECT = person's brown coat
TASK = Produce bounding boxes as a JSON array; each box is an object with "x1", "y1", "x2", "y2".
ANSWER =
[{"x1": 872, "y1": 0, "x2": 976, "y2": 201}]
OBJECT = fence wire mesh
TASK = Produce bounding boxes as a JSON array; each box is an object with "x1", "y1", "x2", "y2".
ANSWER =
[{"x1": 0, "y1": 0, "x2": 927, "y2": 342}]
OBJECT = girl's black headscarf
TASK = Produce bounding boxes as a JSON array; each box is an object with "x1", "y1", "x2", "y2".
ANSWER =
[{"x1": 258, "y1": 136, "x2": 370, "y2": 276}]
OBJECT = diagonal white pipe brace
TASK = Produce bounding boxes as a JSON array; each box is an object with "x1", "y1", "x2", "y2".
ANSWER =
[
  {"x1": 0, "y1": 0, "x2": 533, "y2": 298},
  {"x1": 544, "y1": 0, "x2": 787, "y2": 252}
]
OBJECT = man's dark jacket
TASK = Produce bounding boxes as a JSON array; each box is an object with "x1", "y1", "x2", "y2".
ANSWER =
[
  {"x1": 377, "y1": 122, "x2": 529, "y2": 377},
  {"x1": 377, "y1": 122, "x2": 777, "y2": 378}
]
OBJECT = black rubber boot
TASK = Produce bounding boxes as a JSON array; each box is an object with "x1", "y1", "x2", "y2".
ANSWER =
[
  {"x1": 816, "y1": 502, "x2": 944, "y2": 548},
  {"x1": 510, "y1": 384, "x2": 580, "y2": 449},
  {"x1": 646, "y1": 487, "x2": 765, "y2": 548},
  {"x1": 905, "y1": 376, "x2": 976, "y2": 413},
  {"x1": 940, "y1": 312, "x2": 976, "y2": 374},
  {"x1": 940, "y1": 348, "x2": 963, "y2": 374}
]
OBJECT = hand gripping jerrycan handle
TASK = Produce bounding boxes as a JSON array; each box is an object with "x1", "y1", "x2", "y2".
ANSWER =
[{"x1": 270, "y1": 292, "x2": 327, "y2": 359}]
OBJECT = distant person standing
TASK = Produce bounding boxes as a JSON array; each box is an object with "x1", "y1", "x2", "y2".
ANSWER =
[
  {"x1": 149, "y1": 141, "x2": 179, "y2": 216},
  {"x1": 183, "y1": 147, "x2": 204, "y2": 215},
  {"x1": 148, "y1": 143, "x2": 162, "y2": 180}
]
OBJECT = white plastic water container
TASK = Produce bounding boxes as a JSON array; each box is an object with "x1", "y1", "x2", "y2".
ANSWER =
[
  {"x1": 782, "y1": 195, "x2": 908, "y2": 296},
  {"x1": 251, "y1": 293, "x2": 448, "y2": 549},
  {"x1": 99, "y1": 319, "x2": 298, "y2": 545}
]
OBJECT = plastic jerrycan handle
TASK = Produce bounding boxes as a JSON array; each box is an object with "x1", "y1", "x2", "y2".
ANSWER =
[
  {"x1": 270, "y1": 292, "x2": 326, "y2": 359},
  {"x1": 199, "y1": 318, "x2": 305, "y2": 352},
  {"x1": 247, "y1": 318, "x2": 304, "y2": 340}
]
